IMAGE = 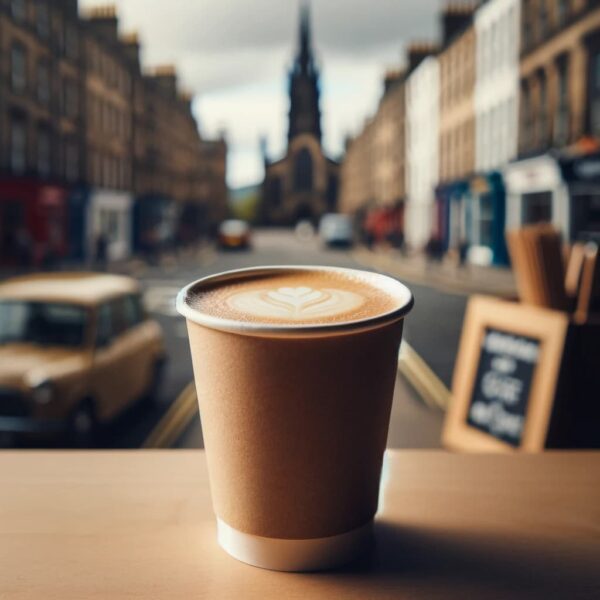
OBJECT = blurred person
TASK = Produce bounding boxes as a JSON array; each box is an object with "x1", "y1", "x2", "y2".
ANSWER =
[{"x1": 95, "y1": 233, "x2": 108, "y2": 271}]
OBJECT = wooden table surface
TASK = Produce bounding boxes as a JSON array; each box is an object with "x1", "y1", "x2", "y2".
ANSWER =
[{"x1": 0, "y1": 450, "x2": 598, "y2": 599}]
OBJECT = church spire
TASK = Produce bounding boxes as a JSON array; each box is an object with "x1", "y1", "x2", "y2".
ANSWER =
[
  {"x1": 288, "y1": 0, "x2": 321, "y2": 143},
  {"x1": 298, "y1": 1, "x2": 312, "y2": 74}
]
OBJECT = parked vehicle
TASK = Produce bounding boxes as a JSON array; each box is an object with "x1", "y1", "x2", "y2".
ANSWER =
[
  {"x1": 0, "y1": 273, "x2": 165, "y2": 444},
  {"x1": 218, "y1": 219, "x2": 251, "y2": 250},
  {"x1": 319, "y1": 213, "x2": 354, "y2": 248}
]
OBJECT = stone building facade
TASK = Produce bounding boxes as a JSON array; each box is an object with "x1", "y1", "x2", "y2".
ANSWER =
[
  {"x1": 503, "y1": 0, "x2": 600, "y2": 245},
  {"x1": 260, "y1": 4, "x2": 338, "y2": 225},
  {"x1": 339, "y1": 71, "x2": 407, "y2": 211},
  {"x1": 339, "y1": 119, "x2": 374, "y2": 215},
  {"x1": 475, "y1": 0, "x2": 520, "y2": 172},
  {"x1": 0, "y1": 0, "x2": 81, "y2": 181},
  {"x1": 80, "y1": 5, "x2": 131, "y2": 192},
  {"x1": 439, "y1": 7, "x2": 476, "y2": 184},
  {"x1": 406, "y1": 53, "x2": 440, "y2": 250},
  {"x1": 519, "y1": 0, "x2": 600, "y2": 155}
]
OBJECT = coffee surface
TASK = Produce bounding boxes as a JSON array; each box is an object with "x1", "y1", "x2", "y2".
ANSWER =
[{"x1": 190, "y1": 270, "x2": 401, "y2": 326}]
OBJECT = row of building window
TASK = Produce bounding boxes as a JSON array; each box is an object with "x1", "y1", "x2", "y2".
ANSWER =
[
  {"x1": 521, "y1": 57, "x2": 572, "y2": 151},
  {"x1": 478, "y1": 6, "x2": 518, "y2": 80},
  {"x1": 9, "y1": 117, "x2": 79, "y2": 182},
  {"x1": 441, "y1": 39, "x2": 474, "y2": 109},
  {"x1": 522, "y1": 0, "x2": 579, "y2": 51},
  {"x1": 9, "y1": 0, "x2": 79, "y2": 59},
  {"x1": 88, "y1": 96, "x2": 130, "y2": 140},
  {"x1": 440, "y1": 120, "x2": 475, "y2": 180},
  {"x1": 87, "y1": 42, "x2": 131, "y2": 96},
  {"x1": 10, "y1": 44, "x2": 79, "y2": 118},
  {"x1": 90, "y1": 152, "x2": 130, "y2": 190},
  {"x1": 477, "y1": 98, "x2": 517, "y2": 170}
]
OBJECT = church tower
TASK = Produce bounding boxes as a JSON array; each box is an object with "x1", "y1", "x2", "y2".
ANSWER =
[
  {"x1": 260, "y1": 1, "x2": 338, "y2": 225},
  {"x1": 288, "y1": 2, "x2": 321, "y2": 143}
]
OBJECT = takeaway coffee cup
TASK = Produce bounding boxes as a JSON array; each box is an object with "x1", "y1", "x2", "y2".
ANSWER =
[{"x1": 177, "y1": 266, "x2": 413, "y2": 571}]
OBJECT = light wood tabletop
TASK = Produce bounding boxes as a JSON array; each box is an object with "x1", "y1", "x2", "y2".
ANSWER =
[{"x1": 0, "y1": 450, "x2": 598, "y2": 599}]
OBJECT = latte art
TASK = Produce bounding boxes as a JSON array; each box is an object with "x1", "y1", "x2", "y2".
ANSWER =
[
  {"x1": 184, "y1": 268, "x2": 410, "y2": 328},
  {"x1": 227, "y1": 286, "x2": 364, "y2": 320}
]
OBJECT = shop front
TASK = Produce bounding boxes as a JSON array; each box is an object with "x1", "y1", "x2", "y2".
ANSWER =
[
  {"x1": 466, "y1": 172, "x2": 508, "y2": 266},
  {"x1": 68, "y1": 188, "x2": 133, "y2": 263},
  {"x1": 435, "y1": 180, "x2": 469, "y2": 259},
  {"x1": 503, "y1": 151, "x2": 600, "y2": 243},
  {"x1": 363, "y1": 202, "x2": 405, "y2": 248},
  {"x1": 0, "y1": 178, "x2": 68, "y2": 267},
  {"x1": 88, "y1": 189, "x2": 133, "y2": 262},
  {"x1": 133, "y1": 195, "x2": 178, "y2": 256}
]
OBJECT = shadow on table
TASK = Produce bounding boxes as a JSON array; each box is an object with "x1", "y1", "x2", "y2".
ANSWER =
[{"x1": 319, "y1": 521, "x2": 599, "y2": 599}]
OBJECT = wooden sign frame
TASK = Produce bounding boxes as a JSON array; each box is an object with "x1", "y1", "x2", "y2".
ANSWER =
[{"x1": 443, "y1": 296, "x2": 569, "y2": 452}]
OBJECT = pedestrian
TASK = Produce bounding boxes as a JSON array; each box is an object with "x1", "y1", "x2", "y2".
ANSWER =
[{"x1": 95, "y1": 233, "x2": 108, "y2": 271}]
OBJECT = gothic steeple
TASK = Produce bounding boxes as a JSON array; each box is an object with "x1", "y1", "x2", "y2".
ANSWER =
[{"x1": 288, "y1": 1, "x2": 321, "y2": 143}]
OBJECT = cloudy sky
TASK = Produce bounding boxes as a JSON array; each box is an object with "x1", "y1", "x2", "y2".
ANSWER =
[{"x1": 81, "y1": 0, "x2": 439, "y2": 188}]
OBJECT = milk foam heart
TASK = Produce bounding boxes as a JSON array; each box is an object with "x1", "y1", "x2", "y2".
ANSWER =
[{"x1": 227, "y1": 286, "x2": 364, "y2": 320}]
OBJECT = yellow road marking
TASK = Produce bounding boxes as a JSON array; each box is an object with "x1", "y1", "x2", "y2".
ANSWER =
[
  {"x1": 142, "y1": 382, "x2": 198, "y2": 448},
  {"x1": 398, "y1": 342, "x2": 451, "y2": 411},
  {"x1": 353, "y1": 248, "x2": 453, "y2": 410},
  {"x1": 142, "y1": 339, "x2": 450, "y2": 450}
]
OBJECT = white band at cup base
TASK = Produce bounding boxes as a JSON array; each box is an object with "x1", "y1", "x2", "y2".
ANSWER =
[{"x1": 217, "y1": 518, "x2": 373, "y2": 572}]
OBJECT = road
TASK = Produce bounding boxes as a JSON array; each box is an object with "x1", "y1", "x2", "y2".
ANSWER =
[
  {"x1": 12, "y1": 229, "x2": 467, "y2": 450},
  {"x1": 135, "y1": 228, "x2": 459, "y2": 450}
]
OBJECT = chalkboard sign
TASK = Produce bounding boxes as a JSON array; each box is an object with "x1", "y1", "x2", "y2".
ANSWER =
[
  {"x1": 466, "y1": 328, "x2": 540, "y2": 447},
  {"x1": 443, "y1": 297, "x2": 568, "y2": 452}
]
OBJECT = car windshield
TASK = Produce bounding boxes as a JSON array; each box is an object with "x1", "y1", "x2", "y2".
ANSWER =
[{"x1": 0, "y1": 301, "x2": 87, "y2": 347}]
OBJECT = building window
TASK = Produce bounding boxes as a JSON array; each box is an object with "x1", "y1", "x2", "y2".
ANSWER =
[
  {"x1": 11, "y1": 44, "x2": 27, "y2": 93},
  {"x1": 554, "y1": 58, "x2": 569, "y2": 144},
  {"x1": 521, "y1": 82, "x2": 532, "y2": 150},
  {"x1": 65, "y1": 24, "x2": 78, "y2": 60},
  {"x1": 10, "y1": 118, "x2": 27, "y2": 174},
  {"x1": 36, "y1": 1, "x2": 49, "y2": 39},
  {"x1": 37, "y1": 61, "x2": 50, "y2": 106},
  {"x1": 478, "y1": 194, "x2": 493, "y2": 247},
  {"x1": 508, "y1": 6, "x2": 516, "y2": 63},
  {"x1": 538, "y1": 72, "x2": 548, "y2": 145},
  {"x1": 522, "y1": 191, "x2": 552, "y2": 224},
  {"x1": 11, "y1": 0, "x2": 26, "y2": 22},
  {"x1": 37, "y1": 127, "x2": 51, "y2": 177},
  {"x1": 557, "y1": 0, "x2": 569, "y2": 26},
  {"x1": 65, "y1": 139, "x2": 79, "y2": 182},
  {"x1": 539, "y1": 1, "x2": 548, "y2": 40},
  {"x1": 522, "y1": 0, "x2": 532, "y2": 50},
  {"x1": 64, "y1": 79, "x2": 78, "y2": 118},
  {"x1": 590, "y1": 48, "x2": 600, "y2": 137}
]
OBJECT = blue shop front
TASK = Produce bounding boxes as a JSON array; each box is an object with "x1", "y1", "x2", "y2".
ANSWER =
[{"x1": 435, "y1": 173, "x2": 508, "y2": 267}]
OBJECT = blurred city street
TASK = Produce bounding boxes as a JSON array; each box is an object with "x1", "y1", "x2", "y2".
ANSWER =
[{"x1": 124, "y1": 229, "x2": 460, "y2": 450}]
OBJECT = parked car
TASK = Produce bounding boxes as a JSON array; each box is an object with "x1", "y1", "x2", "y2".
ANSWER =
[
  {"x1": 0, "y1": 273, "x2": 166, "y2": 444},
  {"x1": 218, "y1": 219, "x2": 251, "y2": 250},
  {"x1": 319, "y1": 213, "x2": 354, "y2": 248}
]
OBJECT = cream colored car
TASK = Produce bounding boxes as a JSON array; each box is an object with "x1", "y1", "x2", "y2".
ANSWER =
[{"x1": 0, "y1": 273, "x2": 165, "y2": 443}]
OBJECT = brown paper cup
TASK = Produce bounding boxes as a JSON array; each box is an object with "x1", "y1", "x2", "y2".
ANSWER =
[{"x1": 177, "y1": 266, "x2": 413, "y2": 571}]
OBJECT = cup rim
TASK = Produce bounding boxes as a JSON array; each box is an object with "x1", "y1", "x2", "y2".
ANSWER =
[{"x1": 176, "y1": 265, "x2": 414, "y2": 336}]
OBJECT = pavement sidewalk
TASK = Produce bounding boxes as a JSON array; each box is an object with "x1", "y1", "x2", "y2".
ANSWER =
[{"x1": 353, "y1": 247, "x2": 517, "y2": 298}]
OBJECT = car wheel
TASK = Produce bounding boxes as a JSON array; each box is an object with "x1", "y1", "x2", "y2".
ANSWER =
[{"x1": 68, "y1": 399, "x2": 98, "y2": 447}]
